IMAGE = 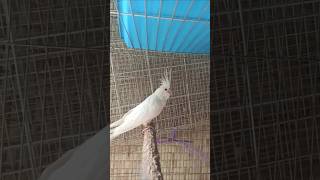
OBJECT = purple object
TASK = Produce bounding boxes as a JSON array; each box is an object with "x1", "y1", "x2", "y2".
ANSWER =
[{"x1": 157, "y1": 128, "x2": 209, "y2": 163}]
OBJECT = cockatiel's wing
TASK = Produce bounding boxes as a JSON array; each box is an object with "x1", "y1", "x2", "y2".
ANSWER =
[{"x1": 110, "y1": 97, "x2": 152, "y2": 140}]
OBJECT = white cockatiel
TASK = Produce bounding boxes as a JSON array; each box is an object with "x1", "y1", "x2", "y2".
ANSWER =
[{"x1": 110, "y1": 68, "x2": 172, "y2": 141}]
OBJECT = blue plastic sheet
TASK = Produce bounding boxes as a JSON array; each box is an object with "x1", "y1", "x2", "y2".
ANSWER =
[{"x1": 116, "y1": 0, "x2": 210, "y2": 54}]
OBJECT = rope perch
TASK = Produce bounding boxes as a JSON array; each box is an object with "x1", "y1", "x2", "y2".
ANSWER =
[{"x1": 141, "y1": 122, "x2": 163, "y2": 180}]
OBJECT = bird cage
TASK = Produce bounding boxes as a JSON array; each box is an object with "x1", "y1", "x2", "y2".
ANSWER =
[{"x1": 110, "y1": 0, "x2": 210, "y2": 179}]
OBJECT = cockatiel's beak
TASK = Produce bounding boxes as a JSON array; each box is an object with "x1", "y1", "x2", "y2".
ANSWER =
[{"x1": 168, "y1": 89, "x2": 172, "y2": 96}]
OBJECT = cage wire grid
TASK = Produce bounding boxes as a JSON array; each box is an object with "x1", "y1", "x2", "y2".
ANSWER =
[
  {"x1": 0, "y1": 0, "x2": 108, "y2": 180},
  {"x1": 212, "y1": 0, "x2": 320, "y2": 179},
  {"x1": 110, "y1": 0, "x2": 210, "y2": 179}
]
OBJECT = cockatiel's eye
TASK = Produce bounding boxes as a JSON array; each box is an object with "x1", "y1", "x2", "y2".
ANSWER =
[{"x1": 165, "y1": 88, "x2": 167, "y2": 91}]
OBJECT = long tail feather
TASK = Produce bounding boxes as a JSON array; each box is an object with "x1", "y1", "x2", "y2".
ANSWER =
[
  {"x1": 110, "y1": 129, "x2": 119, "y2": 141},
  {"x1": 110, "y1": 118, "x2": 124, "y2": 141},
  {"x1": 110, "y1": 118, "x2": 124, "y2": 129}
]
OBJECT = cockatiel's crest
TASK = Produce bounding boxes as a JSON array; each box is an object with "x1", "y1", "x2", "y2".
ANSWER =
[{"x1": 160, "y1": 68, "x2": 172, "y2": 88}]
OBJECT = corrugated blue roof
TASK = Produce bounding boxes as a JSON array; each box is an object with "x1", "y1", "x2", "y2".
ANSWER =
[{"x1": 116, "y1": 0, "x2": 210, "y2": 54}]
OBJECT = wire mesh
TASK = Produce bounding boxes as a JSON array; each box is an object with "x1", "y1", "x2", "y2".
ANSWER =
[
  {"x1": 0, "y1": 0, "x2": 108, "y2": 179},
  {"x1": 110, "y1": 0, "x2": 210, "y2": 179},
  {"x1": 212, "y1": 0, "x2": 320, "y2": 179}
]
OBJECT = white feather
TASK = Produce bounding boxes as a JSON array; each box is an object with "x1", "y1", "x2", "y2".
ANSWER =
[{"x1": 110, "y1": 68, "x2": 172, "y2": 141}]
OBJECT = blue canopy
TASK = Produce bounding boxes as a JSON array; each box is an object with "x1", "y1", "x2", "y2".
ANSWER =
[{"x1": 116, "y1": 0, "x2": 210, "y2": 54}]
